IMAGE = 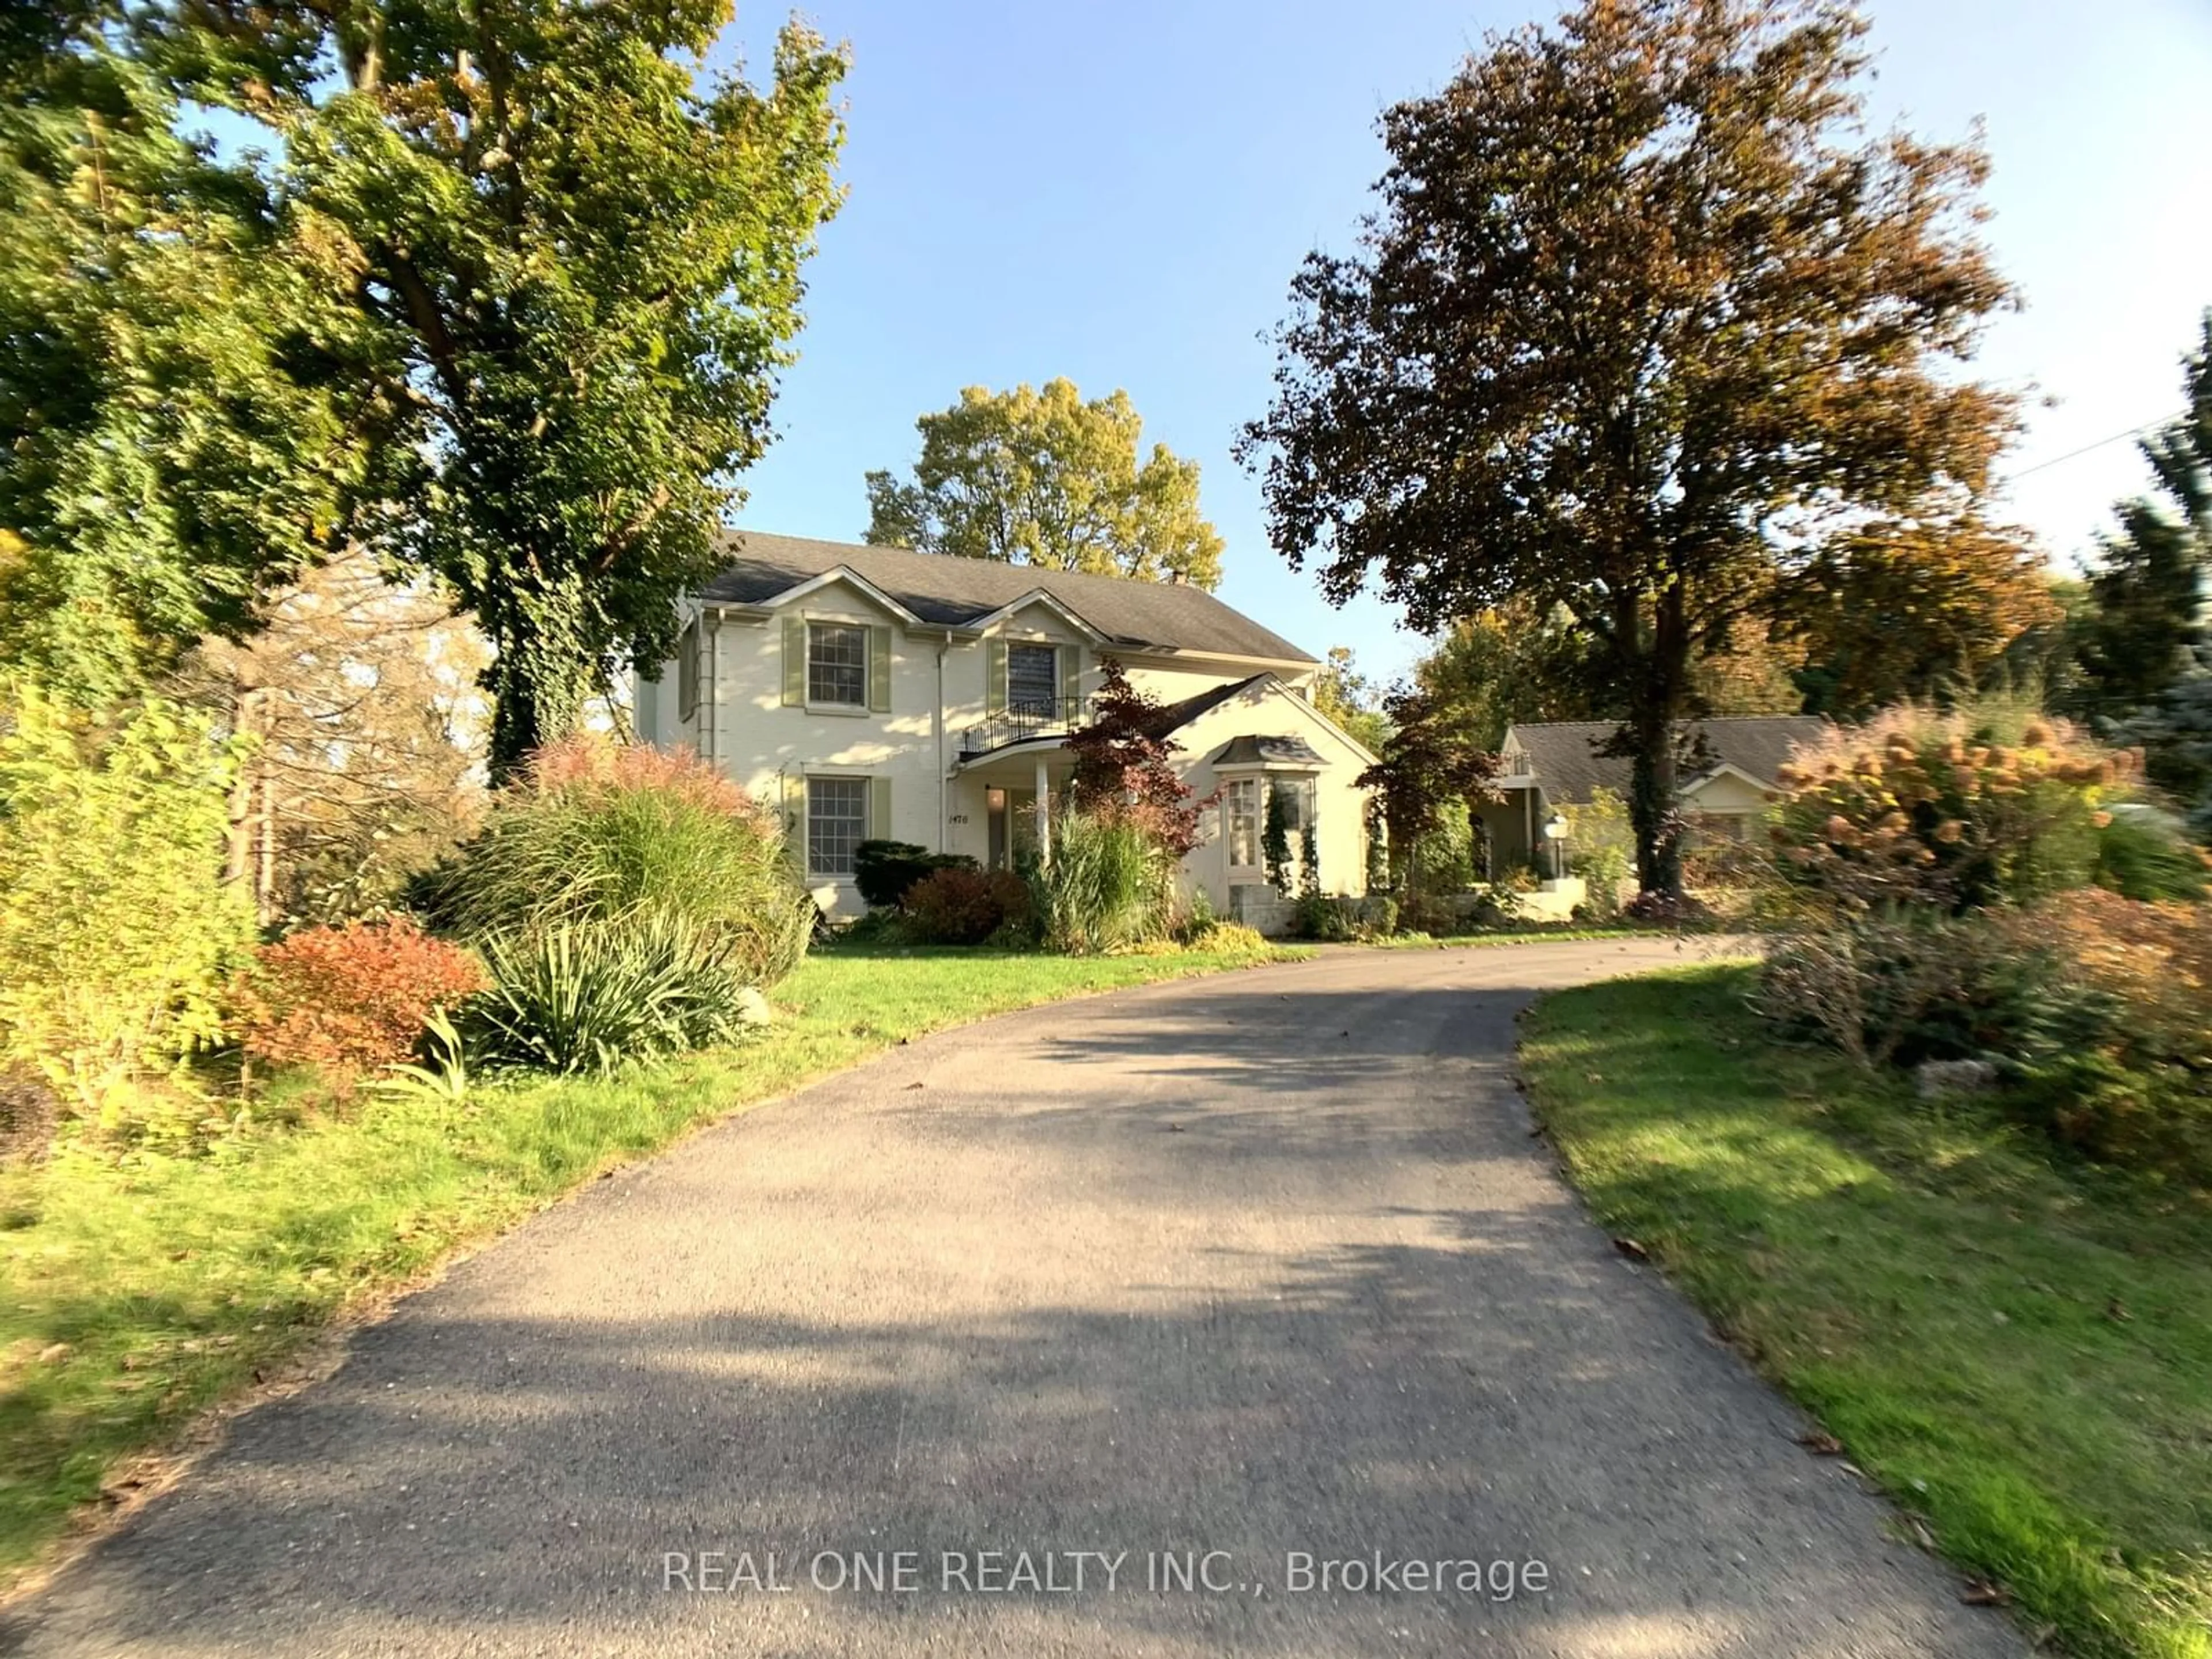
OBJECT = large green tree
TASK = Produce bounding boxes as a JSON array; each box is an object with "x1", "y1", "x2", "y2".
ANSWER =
[
  {"x1": 866, "y1": 378, "x2": 1225, "y2": 588},
  {"x1": 143, "y1": 1, "x2": 847, "y2": 777},
  {"x1": 0, "y1": 9, "x2": 358, "y2": 699},
  {"x1": 1238, "y1": 0, "x2": 2017, "y2": 899}
]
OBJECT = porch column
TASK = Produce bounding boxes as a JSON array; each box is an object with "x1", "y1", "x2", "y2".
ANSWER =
[{"x1": 1034, "y1": 755, "x2": 1052, "y2": 868}]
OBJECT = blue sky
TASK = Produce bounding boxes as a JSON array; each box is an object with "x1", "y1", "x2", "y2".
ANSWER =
[{"x1": 709, "y1": 0, "x2": 2212, "y2": 686}]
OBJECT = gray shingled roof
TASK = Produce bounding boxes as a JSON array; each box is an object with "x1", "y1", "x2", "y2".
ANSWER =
[
  {"x1": 699, "y1": 531, "x2": 1315, "y2": 663},
  {"x1": 1503, "y1": 717, "x2": 1831, "y2": 804},
  {"x1": 1211, "y1": 734, "x2": 1327, "y2": 768},
  {"x1": 1138, "y1": 674, "x2": 1267, "y2": 741}
]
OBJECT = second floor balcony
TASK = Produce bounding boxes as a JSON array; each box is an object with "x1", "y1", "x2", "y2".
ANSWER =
[{"x1": 958, "y1": 694, "x2": 1091, "y2": 760}]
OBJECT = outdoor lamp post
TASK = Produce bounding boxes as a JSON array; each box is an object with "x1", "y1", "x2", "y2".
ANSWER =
[{"x1": 1542, "y1": 811, "x2": 1569, "y2": 881}]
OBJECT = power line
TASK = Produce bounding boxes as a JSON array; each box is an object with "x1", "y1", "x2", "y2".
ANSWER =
[{"x1": 2001, "y1": 413, "x2": 2179, "y2": 484}]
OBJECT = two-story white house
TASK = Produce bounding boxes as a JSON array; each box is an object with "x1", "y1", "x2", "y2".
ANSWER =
[{"x1": 631, "y1": 532, "x2": 1379, "y2": 922}]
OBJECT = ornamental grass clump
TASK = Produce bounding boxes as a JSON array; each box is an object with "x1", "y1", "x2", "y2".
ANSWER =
[
  {"x1": 437, "y1": 734, "x2": 810, "y2": 990},
  {"x1": 1033, "y1": 809, "x2": 1176, "y2": 955}
]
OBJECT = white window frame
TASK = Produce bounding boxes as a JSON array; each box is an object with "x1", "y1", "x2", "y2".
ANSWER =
[
  {"x1": 1224, "y1": 776, "x2": 1262, "y2": 875},
  {"x1": 1006, "y1": 641, "x2": 1059, "y2": 717},
  {"x1": 806, "y1": 775, "x2": 869, "y2": 877},
  {"x1": 806, "y1": 622, "x2": 869, "y2": 710}
]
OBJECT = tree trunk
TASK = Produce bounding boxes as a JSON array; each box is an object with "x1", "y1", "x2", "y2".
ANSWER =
[
  {"x1": 484, "y1": 579, "x2": 594, "y2": 785},
  {"x1": 1626, "y1": 585, "x2": 1692, "y2": 903},
  {"x1": 256, "y1": 771, "x2": 278, "y2": 926},
  {"x1": 1626, "y1": 704, "x2": 1682, "y2": 899},
  {"x1": 225, "y1": 687, "x2": 263, "y2": 891}
]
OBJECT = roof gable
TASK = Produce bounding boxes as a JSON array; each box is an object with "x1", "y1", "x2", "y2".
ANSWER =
[{"x1": 699, "y1": 531, "x2": 1315, "y2": 663}]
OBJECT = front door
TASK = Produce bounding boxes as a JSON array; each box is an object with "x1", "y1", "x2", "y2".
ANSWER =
[{"x1": 986, "y1": 787, "x2": 1037, "y2": 870}]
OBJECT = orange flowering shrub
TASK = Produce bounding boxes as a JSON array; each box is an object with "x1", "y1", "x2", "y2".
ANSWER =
[
  {"x1": 1768, "y1": 706, "x2": 2131, "y2": 912},
  {"x1": 234, "y1": 917, "x2": 486, "y2": 1085},
  {"x1": 1998, "y1": 890, "x2": 2212, "y2": 1179}
]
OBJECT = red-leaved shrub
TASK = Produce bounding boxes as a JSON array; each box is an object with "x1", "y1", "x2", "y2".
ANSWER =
[
  {"x1": 903, "y1": 868, "x2": 1031, "y2": 945},
  {"x1": 234, "y1": 916, "x2": 486, "y2": 1085}
]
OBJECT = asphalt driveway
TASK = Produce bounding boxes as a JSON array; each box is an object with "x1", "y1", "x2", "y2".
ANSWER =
[{"x1": 4, "y1": 941, "x2": 2024, "y2": 1657}]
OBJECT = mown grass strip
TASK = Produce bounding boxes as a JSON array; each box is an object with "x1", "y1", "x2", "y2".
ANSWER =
[{"x1": 1521, "y1": 964, "x2": 2211, "y2": 1659}]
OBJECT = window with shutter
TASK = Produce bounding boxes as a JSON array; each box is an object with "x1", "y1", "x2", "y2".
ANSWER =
[
  {"x1": 807, "y1": 623, "x2": 868, "y2": 707},
  {"x1": 806, "y1": 777, "x2": 869, "y2": 876},
  {"x1": 1007, "y1": 643, "x2": 1058, "y2": 717}
]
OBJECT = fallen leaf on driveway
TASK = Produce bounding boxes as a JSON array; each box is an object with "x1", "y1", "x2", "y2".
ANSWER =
[
  {"x1": 903, "y1": 1081, "x2": 925, "y2": 1090},
  {"x1": 1612, "y1": 1237, "x2": 1649, "y2": 1262},
  {"x1": 1960, "y1": 1580, "x2": 2011, "y2": 1607},
  {"x1": 1796, "y1": 1430, "x2": 1844, "y2": 1455}
]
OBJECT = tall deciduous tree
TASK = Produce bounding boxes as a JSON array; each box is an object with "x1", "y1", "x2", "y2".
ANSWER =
[
  {"x1": 1310, "y1": 646, "x2": 1392, "y2": 752},
  {"x1": 0, "y1": 10, "x2": 358, "y2": 699},
  {"x1": 866, "y1": 379, "x2": 1225, "y2": 588},
  {"x1": 173, "y1": 551, "x2": 490, "y2": 926},
  {"x1": 1238, "y1": 0, "x2": 2018, "y2": 897},
  {"x1": 1414, "y1": 601, "x2": 1612, "y2": 752},
  {"x1": 1791, "y1": 513, "x2": 2058, "y2": 719},
  {"x1": 145, "y1": 2, "x2": 847, "y2": 778}
]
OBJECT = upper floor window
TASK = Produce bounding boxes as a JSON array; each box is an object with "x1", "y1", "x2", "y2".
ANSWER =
[
  {"x1": 1007, "y1": 642, "x2": 1059, "y2": 716},
  {"x1": 808, "y1": 623, "x2": 868, "y2": 707}
]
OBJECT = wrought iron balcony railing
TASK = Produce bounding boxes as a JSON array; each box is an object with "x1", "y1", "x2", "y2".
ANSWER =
[{"x1": 958, "y1": 694, "x2": 1090, "y2": 760}]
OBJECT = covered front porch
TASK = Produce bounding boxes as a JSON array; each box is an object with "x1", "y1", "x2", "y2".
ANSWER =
[{"x1": 945, "y1": 740, "x2": 1078, "y2": 872}]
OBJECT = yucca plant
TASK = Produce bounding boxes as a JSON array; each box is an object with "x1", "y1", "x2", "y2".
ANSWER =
[
  {"x1": 465, "y1": 914, "x2": 752, "y2": 1077},
  {"x1": 372, "y1": 1007, "x2": 472, "y2": 1105}
]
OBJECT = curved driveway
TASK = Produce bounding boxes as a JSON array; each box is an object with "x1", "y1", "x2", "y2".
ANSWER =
[{"x1": 6, "y1": 941, "x2": 2022, "y2": 1658}]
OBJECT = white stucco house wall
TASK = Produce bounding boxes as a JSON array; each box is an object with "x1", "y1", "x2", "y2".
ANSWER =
[{"x1": 631, "y1": 532, "x2": 1379, "y2": 922}]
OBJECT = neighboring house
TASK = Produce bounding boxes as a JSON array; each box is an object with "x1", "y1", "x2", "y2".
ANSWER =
[
  {"x1": 632, "y1": 532, "x2": 1379, "y2": 920},
  {"x1": 1478, "y1": 716, "x2": 1830, "y2": 874}
]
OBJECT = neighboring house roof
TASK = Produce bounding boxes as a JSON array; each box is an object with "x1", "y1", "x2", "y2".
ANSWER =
[
  {"x1": 1210, "y1": 734, "x2": 1328, "y2": 768},
  {"x1": 699, "y1": 531, "x2": 1315, "y2": 664},
  {"x1": 1502, "y1": 717, "x2": 1830, "y2": 805}
]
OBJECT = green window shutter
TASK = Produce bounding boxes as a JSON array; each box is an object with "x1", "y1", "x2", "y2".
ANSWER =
[
  {"x1": 869, "y1": 775, "x2": 892, "y2": 842},
  {"x1": 782, "y1": 615, "x2": 806, "y2": 706},
  {"x1": 869, "y1": 625, "x2": 893, "y2": 713},
  {"x1": 1055, "y1": 645, "x2": 1078, "y2": 715},
  {"x1": 985, "y1": 638, "x2": 1007, "y2": 716}
]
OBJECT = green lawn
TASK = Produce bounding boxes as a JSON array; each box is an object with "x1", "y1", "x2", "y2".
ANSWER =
[
  {"x1": 1521, "y1": 965, "x2": 2212, "y2": 1659},
  {"x1": 0, "y1": 941, "x2": 1304, "y2": 1590}
]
